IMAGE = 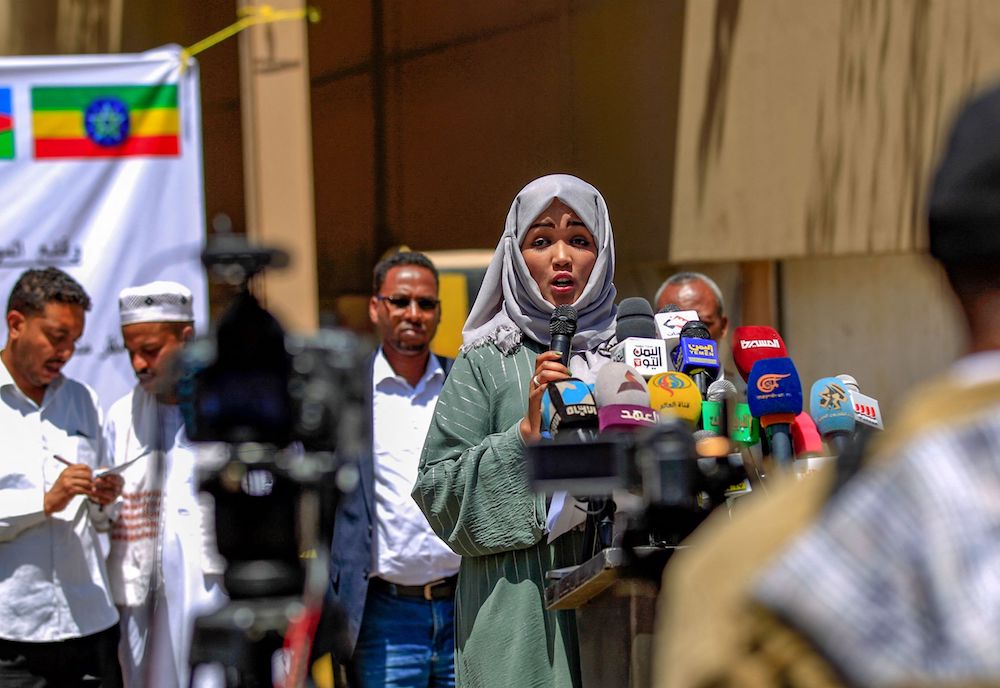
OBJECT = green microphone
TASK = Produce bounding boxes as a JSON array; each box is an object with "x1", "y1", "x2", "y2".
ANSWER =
[
  {"x1": 701, "y1": 400, "x2": 724, "y2": 435},
  {"x1": 731, "y1": 402, "x2": 760, "y2": 445}
]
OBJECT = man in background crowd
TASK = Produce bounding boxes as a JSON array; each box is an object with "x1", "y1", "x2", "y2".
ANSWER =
[
  {"x1": 0, "y1": 267, "x2": 123, "y2": 686},
  {"x1": 328, "y1": 251, "x2": 460, "y2": 687},
  {"x1": 105, "y1": 281, "x2": 226, "y2": 687},
  {"x1": 654, "y1": 271, "x2": 729, "y2": 342}
]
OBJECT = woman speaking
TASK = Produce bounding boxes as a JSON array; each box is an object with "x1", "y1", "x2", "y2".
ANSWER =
[{"x1": 413, "y1": 174, "x2": 618, "y2": 687}]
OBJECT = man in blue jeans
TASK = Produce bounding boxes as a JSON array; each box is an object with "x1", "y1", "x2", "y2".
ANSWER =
[{"x1": 329, "y1": 251, "x2": 459, "y2": 687}]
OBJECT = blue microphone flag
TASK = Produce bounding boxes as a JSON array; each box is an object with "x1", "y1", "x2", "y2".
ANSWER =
[
  {"x1": 809, "y1": 377, "x2": 856, "y2": 435},
  {"x1": 670, "y1": 336, "x2": 721, "y2": 375},
  {"x1": 747, "y1": 357, "x2": 803, "y2": 418}
]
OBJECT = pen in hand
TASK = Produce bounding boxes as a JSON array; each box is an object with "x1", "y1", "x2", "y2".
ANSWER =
[{"x1": 52, "y1": 454, "x2": 74, "y2": 467}]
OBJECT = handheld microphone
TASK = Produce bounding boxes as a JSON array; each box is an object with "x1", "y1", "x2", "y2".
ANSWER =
[
  {"x1": 703, "y1": 378, "x2": 737, "y2": 437},
  {"x1": 611, "y1": 297, "x2": 669, "y2": 378},
  {"x1": 594, "y1": 362, "x2": 657, "y2": 432},
  {"x1": 732, "y1": 326, "x2": 787, "y2": 381},
  {"x1": 670, "y1": 320, "x2": 721, "y2": 396},
  {"x1": 836, "y1": 374, "x2": 884, "y2": 431},
  {"x1": 549, "y1": 305, "x2": 578, "y2": 368},
  {"x1": 647, "y1": 371, "x2": 702, "y2": 428},
  {"x1": 541, "y1": 378, "x2": 598, "y2": 440},
  {"x1": 747, "y1": 357, "x2": 803, "y2": 468},
  {"x1": 809, "y1": 377, "x2": 857, "y2": 454}
]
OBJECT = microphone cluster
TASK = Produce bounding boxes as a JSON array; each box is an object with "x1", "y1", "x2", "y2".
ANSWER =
[{"x1": 539, "y1": 298, "x2": 885, "y2": 490}]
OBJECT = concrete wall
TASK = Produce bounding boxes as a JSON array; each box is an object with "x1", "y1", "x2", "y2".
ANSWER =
[{"x1": 672, "y1": 0, "x2": 1000, "y2": 261}]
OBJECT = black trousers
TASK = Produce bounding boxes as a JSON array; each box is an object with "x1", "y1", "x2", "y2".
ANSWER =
[{"x1": 0, "y1": 624, "x2": 123, "y2": 687}]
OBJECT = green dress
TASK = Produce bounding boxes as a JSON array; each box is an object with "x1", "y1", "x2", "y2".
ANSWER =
[{"x1": 413, "y1": 337, "x2": 583, "y2": 688}]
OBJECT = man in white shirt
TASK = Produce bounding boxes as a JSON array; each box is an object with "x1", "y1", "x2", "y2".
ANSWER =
[
  {"x1": 0, "y1": 267, "x2": 123, "y2": 686},
  {"x1": 104, "y1": 281, "x2": 226, "y2": 687},
  {"x1": 328, "y1": 251, "x2": 460, "y2": 687}
]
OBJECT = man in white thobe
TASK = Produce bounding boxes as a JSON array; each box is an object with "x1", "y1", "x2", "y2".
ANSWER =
[{"x1": 104, "y1": 281, "x2": 226, "y2": 687}]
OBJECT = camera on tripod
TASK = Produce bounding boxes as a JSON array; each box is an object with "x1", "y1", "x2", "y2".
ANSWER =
[
  {"x1": 526, "y1": 418, "x2": 746, "y2": 560},
  {"x1": 179, "y1": 234, "x2": 370, "y2": 685}
]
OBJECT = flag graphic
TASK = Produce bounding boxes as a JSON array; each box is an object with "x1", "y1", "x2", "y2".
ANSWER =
[
  {"x1": 32, "y1": 84, "x2": 179, "y2": 159},
  {"x1": 0, "y1": 89, "x2": 13, "y2": 159}
]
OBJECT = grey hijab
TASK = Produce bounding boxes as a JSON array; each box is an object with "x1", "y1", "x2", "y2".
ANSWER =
[{"x1": 461, "y1": 174, "x2": 617, "y2": 354}]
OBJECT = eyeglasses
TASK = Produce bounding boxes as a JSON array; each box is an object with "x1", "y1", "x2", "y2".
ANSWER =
[{"x1": 376, "y1": 295, "x2": 440, "y2": 312}]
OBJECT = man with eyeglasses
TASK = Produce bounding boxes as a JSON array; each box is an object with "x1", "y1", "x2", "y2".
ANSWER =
[{"x1": 328, "y1": 251, "x2": 459, "y2": 687}]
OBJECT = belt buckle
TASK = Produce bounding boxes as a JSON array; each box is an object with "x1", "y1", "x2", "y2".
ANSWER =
[{"x1": 422, "y1": 578, "x2": 445, "y2": 601}]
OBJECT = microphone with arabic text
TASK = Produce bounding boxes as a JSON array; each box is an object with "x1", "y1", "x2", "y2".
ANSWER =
[
  {"x1": 731, "y1": 402, "x2": 760, "y2": 446},
  {"x1": 549, "y1": 305, "x2": 578, "y2": 368},
  {"x1": 540, "y1": 378, "x2": 598, "y2": 442},
  {"x1": 702, "y1": 378, "x2": 737, "y2": 437},
  {"x1": 610, "y1": 298, "x2": 669, "y2": 379},
  {"x1": 647, "y1": 371, "x2": 702, "y2": 429},
  {"x1": 732, "y1": 325, "x2": 787, "y2": 381},
  {"x1": 809, "y1": 377, "x2": 857, "y2": 454},
  {"x1": 747, "y1": 357, "x2": 803, "y2": 468},
  {"x1": 670, "y1": 320, "x2": 722, "y2": 398},
  {"x1": 654, "y1": 304, "x2": 701, "y2": 355},
  {"x1": 836, "y1": 374, "x2": 884, "y2": 431},
  {"x1": 593, "y1": 362, "x2": 658, "y2": 433}
]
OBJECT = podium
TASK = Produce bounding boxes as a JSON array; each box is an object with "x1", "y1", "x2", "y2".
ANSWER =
[{"x1": 546, "y1": 547, "x2": 674, "y2": 688}]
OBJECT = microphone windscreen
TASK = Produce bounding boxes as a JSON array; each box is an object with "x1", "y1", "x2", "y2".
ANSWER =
[
  {"x1": 809, "y1": 377, "x2": 856, "y2": 436},
  {"x1": 594, "y1": 361, "x2": 651, "y2": 408},
  {"x1": 647, "y1": 372, "x2": 702, "y2": 427},
  {"x1": 679, "y1": 320, "x2": 711, "y2": 340},
  {"x1": 598, "y1": 404, "x2": 657, "y2": 432},
  {"x1": 541, "y1": 378, "x2": 598, "y2": 435},
  {"x1": 615, "y1": 297, "x2": 658, "y2": 340},
  {"x1": 747, "y1": 357, "x2": 803, "y2": 421},
  {"x1": 706, "y1": 378, "x2": 738, "y2": 402},
  {"x1": 549, "y1": 305, "x2": 578, "y2": 337},
  {"x1": 658, "y1": 303, "x2": 681, "y2": 313},
  {"x1": 792, "y1": 412, "x2": 824, "y2": 457},
  {"x1": 732, "y1": 326, "x2": 787, "y2": 380}
]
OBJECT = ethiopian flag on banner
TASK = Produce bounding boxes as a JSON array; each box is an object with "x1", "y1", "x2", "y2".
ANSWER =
[
  {"x1": 0, "y1": 89, "x2": 13, "y2": 159},
  {"x1": 32, "y1": 84, "x2": 179, "y2": 158}
]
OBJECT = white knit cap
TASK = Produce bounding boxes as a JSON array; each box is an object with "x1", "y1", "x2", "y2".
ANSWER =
[{"x1": 118, "y1": 281, "x2": 194, "y2": 326}]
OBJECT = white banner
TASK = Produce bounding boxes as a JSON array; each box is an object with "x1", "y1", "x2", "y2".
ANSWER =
[{"x1": 0, "y1": 45, "x2": 207, "y2": 411}]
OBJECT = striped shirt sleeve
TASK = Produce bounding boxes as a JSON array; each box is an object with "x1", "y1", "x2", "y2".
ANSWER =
[{"x1": 413, "y1": 345, "x2": 546, "y2": 558}]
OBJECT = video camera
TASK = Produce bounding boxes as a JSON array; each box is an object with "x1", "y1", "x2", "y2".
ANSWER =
[
  {"x1": 526, "y1": 418, "x2": 745, "y2": 568},
  {"x1": 179, "y1": 234, "x2": 369, "y2": 685}
]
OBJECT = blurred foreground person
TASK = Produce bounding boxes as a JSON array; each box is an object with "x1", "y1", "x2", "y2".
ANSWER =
[
  {"x1": 655, "y1": 84, "x2": 1000, "y2": 687},
  {"x1": 414, "y1": 174, "x2": 619, "y2": 688},
  {"x1": 105, "y1": 281, "x2": 226, "y2": 687},
  {"x1": 328, "y1": 251, "x2": 460, "y2": 687},
  {"x1": 0, "y1": 268, "x2": 123, "y2": 686}
]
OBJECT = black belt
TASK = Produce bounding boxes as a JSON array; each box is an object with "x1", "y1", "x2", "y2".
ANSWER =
[{"x1": 370, "y1": 575, "x2": 457, "y2": 601}]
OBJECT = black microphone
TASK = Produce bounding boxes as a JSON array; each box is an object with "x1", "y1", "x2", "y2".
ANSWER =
[
  {"x1": 616, "y1": 297, "x2": 658, "y2": 339},
  {"x1": 679, "y1": 320, "x2": 711, "y2": 340},
  {"x1": 658, "y1": 303, "x2": 681, "y2": 313},
  {"x1": 549, "y1": 305, "x2": 578, "y2": 368}
]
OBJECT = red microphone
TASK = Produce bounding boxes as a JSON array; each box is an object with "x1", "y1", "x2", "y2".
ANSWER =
[
  {"x1": 732, "y1": 326, "x2": 788, "y2": 381},
  {"x1": 791, "y1": 412, "x2": 823, "y2": 458}
]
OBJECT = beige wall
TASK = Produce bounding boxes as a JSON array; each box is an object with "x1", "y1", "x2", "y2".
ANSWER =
[
  {"x1": 782, "y1": 253, "x2": 965, "y2": 418},
  {"x1": 672, "y1": 0, "x2": 1000, "y2": 262}
]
